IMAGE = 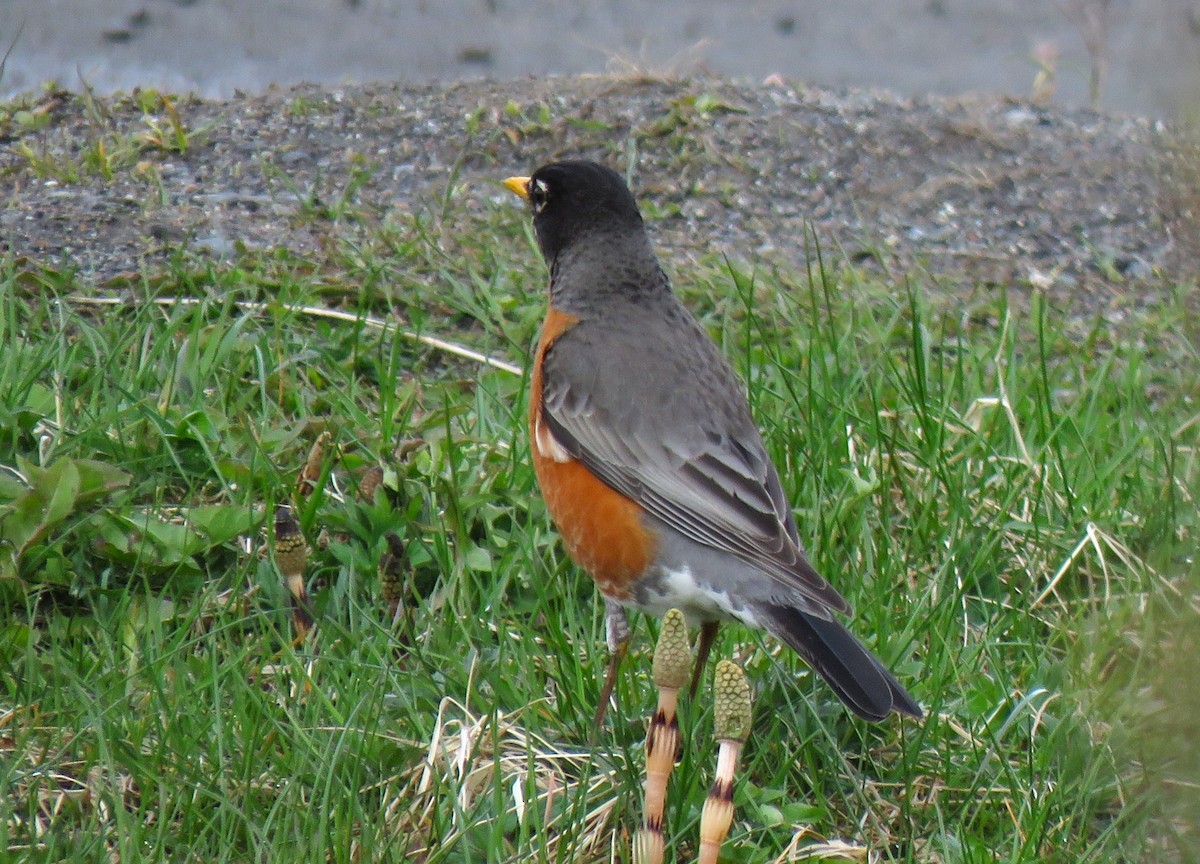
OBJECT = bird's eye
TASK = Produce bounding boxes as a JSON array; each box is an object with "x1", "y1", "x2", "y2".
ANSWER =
[{"x1": 529, "y1": 178, "x2": 549, "y2": 212}]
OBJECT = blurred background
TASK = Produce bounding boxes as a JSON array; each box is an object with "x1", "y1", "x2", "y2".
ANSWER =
[{"x1": 1, "y1": 0, "x2": 1197, "y2": 119}]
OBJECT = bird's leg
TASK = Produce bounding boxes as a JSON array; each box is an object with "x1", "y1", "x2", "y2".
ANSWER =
[
  {"x1": 689, "y1": 620, "x2": 720, "y2": 698},
  {"x1": 632, "y1": 609, "x2": 693, "y2": 864},
  {"x1": 698, "y1": 660, "x2": 753, "y2": 864},
  {"x1": 594, "y1": 598, "x2": 631, "y2": 729}
]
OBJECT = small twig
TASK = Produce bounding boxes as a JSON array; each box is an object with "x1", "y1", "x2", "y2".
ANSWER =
[
  {"x1": 63, "y1": 294, "x2": 523, "y2": 376},
  {"x1": 1031, "y1": 521, "x2": 1095, "y2": 609},
  {"x1": 1054, "y1": 0, "x2": 1112, "y2": 109},
  {"x1": 0, "y1": 20, "x2": 26, "y2": 88}
]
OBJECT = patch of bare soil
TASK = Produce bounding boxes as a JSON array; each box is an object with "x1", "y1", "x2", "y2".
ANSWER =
[{"x1": 1, "y1": 76, "x2": 1195, "y2": 312}]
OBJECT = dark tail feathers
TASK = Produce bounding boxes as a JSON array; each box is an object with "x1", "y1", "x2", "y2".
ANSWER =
[{"x1": 758, "y1": 604, "x2": 922, "y2": 721}]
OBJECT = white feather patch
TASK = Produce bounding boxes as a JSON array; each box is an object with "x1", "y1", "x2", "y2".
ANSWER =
[
  {"x1": 639, "y1": 564, "x2": 762, "y2": 629},
  {"x1": 534, "y1": 416, "x2": 572, "y2": 463}
]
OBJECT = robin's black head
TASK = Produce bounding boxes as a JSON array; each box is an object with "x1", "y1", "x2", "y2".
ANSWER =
[{"x1": 503, "y1": 160, "x2": 645, "y2": 264}]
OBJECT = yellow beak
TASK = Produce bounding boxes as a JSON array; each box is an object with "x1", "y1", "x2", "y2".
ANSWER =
[{"x1": 503, "y1": 176, "x2": 531, "y2": 201}]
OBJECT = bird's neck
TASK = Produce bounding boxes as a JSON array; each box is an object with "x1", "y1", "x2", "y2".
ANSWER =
[{"x1": 548, "y1": 233, "x2": 670, "y2": 316}]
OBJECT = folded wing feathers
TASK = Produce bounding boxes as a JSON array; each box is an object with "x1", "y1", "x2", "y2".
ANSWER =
[{"x1": 542, "y1": 403, "x2": 849, "y2": 617}]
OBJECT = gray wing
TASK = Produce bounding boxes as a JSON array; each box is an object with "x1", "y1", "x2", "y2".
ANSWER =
[{"x1": 540, "y1": 306, "x2": 849, "y2": 618}]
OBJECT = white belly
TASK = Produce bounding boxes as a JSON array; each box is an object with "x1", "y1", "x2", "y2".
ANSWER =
[{"x1": 633, "y1": 564, "x2": 764, "y2": 630}]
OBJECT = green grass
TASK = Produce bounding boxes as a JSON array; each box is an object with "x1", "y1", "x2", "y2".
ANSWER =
[{"x1": 0, "y1": 194, "x2": 1196, "y2": 864}]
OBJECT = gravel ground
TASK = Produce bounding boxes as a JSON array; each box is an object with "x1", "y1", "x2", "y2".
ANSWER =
[{"x1": 1, "y1": 75, "x2": 1195, "y2": 313}]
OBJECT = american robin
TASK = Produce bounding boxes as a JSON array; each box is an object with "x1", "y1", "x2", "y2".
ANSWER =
[{"x1": 504, "y1": 160, "x2": 921, "y2": 725}]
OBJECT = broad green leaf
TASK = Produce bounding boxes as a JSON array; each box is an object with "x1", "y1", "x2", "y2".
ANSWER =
[
  {"x1": 72, "y1": 460, "x2": 132, "y2": 502},
  {"x1": 185, "y1": 504, "x2": 260, "y2": 547},
  {"x1": 1, "y1": 458, "x2": 81, "y2": 557}
]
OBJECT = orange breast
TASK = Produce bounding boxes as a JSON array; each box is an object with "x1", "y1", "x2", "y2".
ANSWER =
[{"x1": 531, "y1": 307, "x2": 656, "y2": 599}]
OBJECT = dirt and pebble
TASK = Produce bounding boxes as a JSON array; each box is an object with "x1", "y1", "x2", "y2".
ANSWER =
[{"x1": 1, "y1": 75, "x2": 1196, "y2": 315}]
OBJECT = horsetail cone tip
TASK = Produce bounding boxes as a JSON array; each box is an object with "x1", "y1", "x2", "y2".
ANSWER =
[
  {"x1": 652, "y1": 609, "x2": 694, "y2": 691},
  {"x1": 712, "y1": 660, "x2": 753, "y2": 742},
  {"x1": 273, "y1": 506, "x2": 309, "y2": 578}
]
